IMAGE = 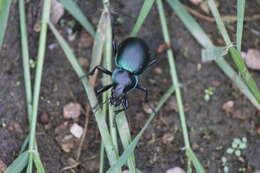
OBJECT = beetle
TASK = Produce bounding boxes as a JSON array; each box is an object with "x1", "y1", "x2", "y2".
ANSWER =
[{"x1": 89, "y1": 37, "x2": 157, "y2": 113}]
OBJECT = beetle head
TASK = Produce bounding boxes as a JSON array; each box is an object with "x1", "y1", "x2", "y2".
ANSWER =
[{"x1": 110, "y1": 85, "x2": 125, "y2": 106}]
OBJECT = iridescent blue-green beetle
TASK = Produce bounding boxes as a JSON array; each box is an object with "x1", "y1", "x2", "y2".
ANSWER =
[{"x1": 89, "y1": 37, "x2": 157, "y2": 113}]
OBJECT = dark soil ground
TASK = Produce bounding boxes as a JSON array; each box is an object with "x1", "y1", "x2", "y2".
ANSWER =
[{"x1": 1, "y1": 0, "x2": 260, "y2": 173}]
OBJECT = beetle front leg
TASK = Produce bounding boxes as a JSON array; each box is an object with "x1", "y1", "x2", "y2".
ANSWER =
[
  {"x1": 89, "y1": 65, "x2": 112, "y2": 76},
  {"x1": 96, "y1": 84, "x2": 113, "y2": 95},
  {"x1": 136, "y1": 84, "x2": 148, "y2": 103}
]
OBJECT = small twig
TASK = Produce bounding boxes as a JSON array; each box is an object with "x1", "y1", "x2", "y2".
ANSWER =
[
  {"x1": 76, "y1": 104, "x2": 90, "y2": 161},
  {"x1": 183, "y1": 5, "x2": 260, "y2": 23}
]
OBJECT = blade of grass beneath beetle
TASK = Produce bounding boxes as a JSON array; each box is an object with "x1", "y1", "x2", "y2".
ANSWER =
[
  {"x1": 106, "y1": 86, "x2": 175, "y2": 173},
  {"x1": 167, "y1": 0, "x2": 260, "y2": 110},
  {"x1": 116, "y1": 111, "x2": 137, "y2": 171},
  {"x1": 236, "y1": 0, "x2": 245, "y2": 52},
  {"x1": 130, "y1": 0, "x2": 155, "y2": 37},
  {"x1": 208, "y1": 0, "x2": 260, "y2": 104},
  {"x1": 48, "y1": 22, "x2": 120, "y2": 166},
  {"x1": 103, "y1": 5, "x2": 120, "y2": 169},
  {"x1": 0, "y1": 0, "x2": 12, "y2": 50},
  {"x1": 102, "y1": 4, "x2": 137, "y2": 171},
  {"x1": 88, "y1": 8, "x2": 109, "y2": 86},
  {"x1": 157, "y1": 0, "x2": 205, "y2": 172},
  {"x1": 59, "y1": 0, "x2": 95, "y2": 37}
]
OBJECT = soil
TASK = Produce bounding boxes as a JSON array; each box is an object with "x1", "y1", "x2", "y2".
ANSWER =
[{"x1": 1, "y1": 0, "x2": 260, "y2": 173}]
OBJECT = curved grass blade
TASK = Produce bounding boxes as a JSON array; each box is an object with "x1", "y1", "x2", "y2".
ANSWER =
[
  {"x1": 5, "y1": 151, "x2": 29, "y2": 173},
  {"x1": 167, "y1": 0, "x2": 260, "y2": 110},
  {"x1": 208, "y1": 0, "x2": 260, "y2": 104},
  {"x1": 48, "y1": 22, "x2": 119, "y2": 166},
  {"x1": 0, "y1": 0, "x2": 12, "y2": 50},
  {"x1": 106, "y1": 86, "x2": 175, "y2": 173},
  {"x1": 59, "y1": 0, "x2": 95, "y2": 37},
  {"x1": 130, "y1": 0, "x2": 155, "y2": 37}
]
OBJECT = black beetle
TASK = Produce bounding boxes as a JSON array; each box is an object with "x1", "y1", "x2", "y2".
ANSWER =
[{"x1": 89, "y1": 37, "x2": 157, "y2": 113}]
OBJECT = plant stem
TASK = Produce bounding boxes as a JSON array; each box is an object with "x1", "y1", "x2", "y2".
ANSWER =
[
  {"x1": 19, "y1": 0, "x2": 33, "y2": 123},
  {"x1": 27, "y1": 0, "x2": 51, "y2": 172},
  {"x1": 156, "y1": 0, "x2": 190, "y2": 149}
]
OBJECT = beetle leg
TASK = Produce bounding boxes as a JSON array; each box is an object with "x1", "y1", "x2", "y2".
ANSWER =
[
  {"x1": 147, "y1": 58, "x2": 158, "y2": 68},
  {"x1": 112, "y1": 39, "x2": 118, "y2": 55},
  {"x1": 122, "y1": 96, "x2": 129, "y2": 110},
  {"x1": 89, "y1": 65, "x2": 112, "y2": 76},
  {"x1": 96, "y1": 84, "x2": 113, "y2": 95},
  {"x1": 136, "y1": 84, "x2": 148, "y2": 103}
]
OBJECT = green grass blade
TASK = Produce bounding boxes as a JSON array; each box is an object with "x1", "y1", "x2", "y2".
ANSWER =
[
  {"x1": 167, "y1": 0, "x2": 260, "y2": 110},
  {"x1": 19, "y1": 0, "x2": 33, "y2": 123},
  {"x1": 5, "y1": 151, "x2": 29, "y2": 173},
  {"x1": 0, "y1": 0, "x2": 12, "y2": 50},
  {"x1": 48, "y1": 22, "x2": 119, "y2": 166},
  {"x1": 157, "y1": 0, "x2": 205, "y2": 172},
  {"x1": 186, "y1": 149, "x2": 205, "y2": 173},
  {"x1": 207, "y1": 0, "x2": 232, "y2": 45},
  {"x1": 33, "y1": 152, "x2": 45, "y2": 173},
  {"x1": 106, "y1": 86, "x2": 175, "y2": 173},
  {"x1": 26, "y1": 0, "x2": 51, "y2": 172},
  {"x1": 102, "y1": 5, "x2": 121, "y2": 172},
  {"x1": 20, "y1": 136, "x2": 29, "y2": 153},
  {"x1": 130, "y1": 0, "x2": 155, "y2": 37},
  {"x1": 201, "y1": 46, "x2": 228, "y2": 62},
  {"x1": 116, "y1": 111, "x2": 136, "y2": 172},
  {"x1": 208, "y1": 0, "x2": 260, "y2": 104},
  {"x1": 236, "y1": 0, "x2": 245, "y2": 52},
  {"x1": 89, "y1": 7, "x2": 110, "y2": 72},
  {"x1": 59, "y1": 0, "x2": 95, "y2": 37}
]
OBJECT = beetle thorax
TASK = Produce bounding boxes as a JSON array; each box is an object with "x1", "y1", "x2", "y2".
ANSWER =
[{"x1": 111, "y1": 68, "x2": 138, "y2": 98}]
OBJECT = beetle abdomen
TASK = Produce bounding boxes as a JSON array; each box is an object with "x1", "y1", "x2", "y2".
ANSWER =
[{"x1": 115, "y1": 37, "x2": 150, "y2": 75}]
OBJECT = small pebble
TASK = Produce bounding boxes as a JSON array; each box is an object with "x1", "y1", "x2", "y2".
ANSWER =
[
  {"x1": 162, "y1": 132, "x2": 174, "y2": 144},
  {"x1": 166, "y1": 167, "x2": 185, "y2": 173},
  {"x1": 189, "y1": 0, "x2": 202, "y2": 5},
  {"x1": 143, "y1": 104, "x2": 153, "y2": 114},
  {"x1": 211, "y1": 80, "x2": 221, "y2": 87},
  {"x1": 63, "y1": 102, "x2": 82, "y2": 119},
  {"x1": 8, "y1": 120, "x2": 23, "y2": 133},
  {"x1": 79, "y1": 31, "x2": 93, "y2": 48},
  {"x1": 78, "y1": 57, "x2": 89, "y2": 67},
  {"x1": 70, "y1": 123, "x2": 84, "y2": 139},
  {"x1": 55, "y1": 121, "x2": 69, "y2": 134},
  {"x1": 40, "y1": 112, "x2": 50, "y2": 124},
  {"x1": 222, "y1": 100, "x2": 234, "y2": 113},
  {"x1": 154, "y1": 67, "x2": 162, "y2": 74},
  {"x1": 0, "y1": 160, "x2": 7, "y2": 172}
]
